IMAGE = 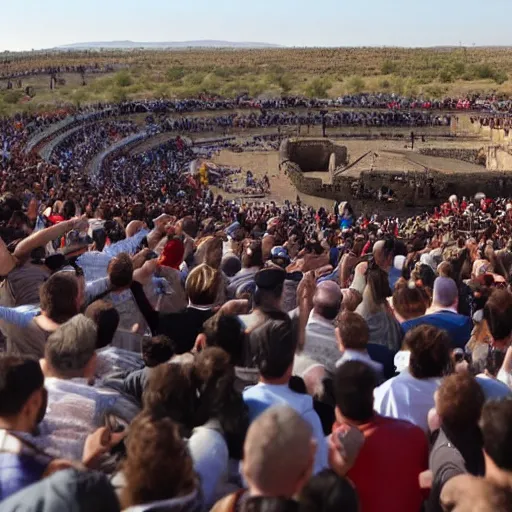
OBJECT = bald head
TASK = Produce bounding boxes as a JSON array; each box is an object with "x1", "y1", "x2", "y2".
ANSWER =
[
  {"x1": 243, "y1": 406, "x2": 315, "y2": 498},
  {"x1": 313, "y1": 281, "x2": 343, "y2": 321}
]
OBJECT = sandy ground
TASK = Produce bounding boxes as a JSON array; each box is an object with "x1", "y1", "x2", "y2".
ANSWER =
[{"x1": 207, "y1": 130, "x2": 495, "y2": 209}]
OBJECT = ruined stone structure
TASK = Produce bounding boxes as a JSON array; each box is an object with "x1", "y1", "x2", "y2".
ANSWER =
[{"x1": 280, "y1": 138, "x2": 512, "y2": 213}]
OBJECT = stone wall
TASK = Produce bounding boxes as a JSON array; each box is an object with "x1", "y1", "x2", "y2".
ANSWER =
[
  {"x1": 280, "y1": 137, "x2": 512, "y2": 212},
  {"x1": 419, "y1": 148, "x2": 485, "y2": 166},
  {"x1": 284, "y1": 138, "x2": 348, "y2": 172}
]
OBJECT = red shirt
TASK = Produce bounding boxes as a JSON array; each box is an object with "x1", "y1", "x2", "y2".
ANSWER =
[{"x1": 345, "y1": 415, "x2": 428, "y2": 512}]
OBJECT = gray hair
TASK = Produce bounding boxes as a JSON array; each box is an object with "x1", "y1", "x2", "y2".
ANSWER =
[{"x1": 45, "y1": 314, "x2": 97, "y2": 378}]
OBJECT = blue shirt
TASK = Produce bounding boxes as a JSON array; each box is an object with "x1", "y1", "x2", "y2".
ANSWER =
[{"x1": 402, "y1": 310, "x2": 472, "y2": 350}]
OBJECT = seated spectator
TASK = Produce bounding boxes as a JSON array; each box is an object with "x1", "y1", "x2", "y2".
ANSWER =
[
  {"x1": 440, "y1": 399, "x2": 512, "y2": 510},
  {"x1": 39, "y1": 315, "x2": 140, "y2": 461},
  {"x1": 120, "y1": 413, "x2": 202, "y2": 512},
  {"x1": 427, "y1": 373, "x2": 485, "y2": 512},
  {"x1": 392, "y1": 278, "x2": 430, "y2": 323},
  {"x1": 471, "y1": 344, "x2": 511, "y2": 399},
  {"x1": 374, "y1": 325, "x2": 451, "y2": 432},
  {"x1": 293, "y1": 281, "x2": 342, "y2": 396},
  {"x1": 142, "y1": 334, "x2": 176, "y2": 368},
  {"x1": 242, "y1": 311, "x2": 328, "y2": 473},
  {"x1": 227, "y1": 240, "x2": 263, "y2": 299},
  {"x1": 134, "y1": 264, "x2": 221, "y2": 354},
  {"x1": 0, "y1": 468, "x2": 120, "y2": 512},
  {"x1": 299, "y1": 469, "x2": 359, "y2": 512},
  {"x1": 0, "y1": 356, "x2": 123, "y2": 500},
  {"x1": 335, "y1": 311, "x2": 384, "y2": 380},
  {"x1": 190, "y1": 347, "x2": 249, "y2": 507},
  {"x1": 85, "y1": 300, "x2": 144, "y2": 379},
  {"x1": 212, "y1": 406, "x2": 316, "y2": 512},
  {"x1": 402, "y1": 277, "x2": 472, "y2": 349},
  {"x1": 331, "y1": 361, "x2": 428, "y2": 512},
  {"x1": 4, "y1": 272, "x2": 81, "y2": 358},
  {"x1": 142, "y1": 362, "x2": 196, "y2": 435},
  {"x1": 356, "y1": 265, "x2": 403, "y2": 353},
  {"x1": 238, "y1": 267, "x2": 287, "y2": 331}
]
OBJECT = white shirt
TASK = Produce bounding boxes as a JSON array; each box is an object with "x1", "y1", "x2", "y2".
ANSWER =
[
  {"x1": 373, "y1": 371, "x2": 442, "y2": 432},
  {"x1": 335, "y1": 349, "x2": 384, "y2": 377}
]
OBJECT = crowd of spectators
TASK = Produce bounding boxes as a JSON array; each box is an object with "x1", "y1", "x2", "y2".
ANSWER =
[{"x1": 1, "y1": 98, "x2": 512, "y2": 511}]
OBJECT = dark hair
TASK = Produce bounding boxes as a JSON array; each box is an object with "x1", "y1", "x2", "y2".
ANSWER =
[
  {"x1": 437, "y1": 373, "x2": 485, "y2": 433},
  {"x1": 202, "y1": 312, "x2": 245, "y2": 365},
  {"x1": 242, "y1": 241, "x2": 263, "y2": 269},
  {"x1": 299, "y1": 469, "x2": 359, "y2": 512},
  {"x1": 336, "y1": 312, "x2": 369, "y2": 350},
  {"x1": 108, "y1": 253, "x2": 134, "y2": 290},
  {"x1": 85, "y1": 300, "x2": 120, "y2": 349},
  {"x1": 242, "y1": 497, "x2": 300, "y2": 512},
  {"x1": 366, "y1": 266, "x2": 392, "y2": 304},
  {"x1": 193, "y1": 348, "x2": 249, "y2": 459},
  {"x1": 61, "y1": 200, "x2": 76, "y2": 220},
  {"x1": 142, "y1": 335, "x2": 176, "y2": 368},
  {"x1": 143, "y1": 363, "x2": 196, "y2": 436},
  {"x1": 39, "y1": 272, "x2": 80, "y2": 323},
  {"x1": 406, "y1": 325, "x2": 451, "y2": 379},
  {"x1": 480, "y1": 399, "x2": 512, "y2": 471},
  {"x1": 333, "y1": 361, "x2": 376, "y2": 423},
  {"x1": 483, "y1": 289, "x2": 512, "y2": 341},
  {"x1": 0, "y1": 357, "x2": 44, "y2": 416},
  {"x1": 253, "y1": 286, "x2": 284, "y2": 308},
  {"x1": 251, "y1": 312, "x2": 296, "y2": 379}
]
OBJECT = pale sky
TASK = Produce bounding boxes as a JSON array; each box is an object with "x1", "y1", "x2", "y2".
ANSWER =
[{"x1": 1, "y1": 0, "x2": 511, "y2": 52}]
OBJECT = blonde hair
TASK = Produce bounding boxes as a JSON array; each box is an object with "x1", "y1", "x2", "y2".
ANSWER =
[{"x1": 185, "y1": 264, "x2": 221, "y2": 306}]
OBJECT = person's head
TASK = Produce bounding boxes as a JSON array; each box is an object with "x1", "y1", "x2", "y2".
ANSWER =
[
  {"x1": 42, "y1": 315, "x2": 97, "y2": 380},
  {"x1": 195, "y1": 311, "x2": 245, "y2": 365},
  {"x1": 250, "y1": 311, "x2": 296, "y2": 382},
  {"x1": 193, "y1": 347, "x2": 248, "y2": 459},
  {"x1": 406, "y1": 325, "x2": 451, "y2": 379},
  {"x1": 432, "y1": 277, "x2": 459, "y2": 310},
  {"x1": 366, "y1": 266, "x2": 392, "y2": 305},
  {"x1": 480, "y1": 399, "x2": 512, "y2": 483},
  {"x1": 61, "y1": 200, "x2": 76, "y2": 220},
  {"x1": 121, "y1": 413, "x2": 197, "y2": 509},
  {"x1": 435, "y1": 373, "x2": 485, "y2": 434},
  {"x1": 39, "y1": 272, "x2": 80, "y2": 324},
  {"x1": 221, "y1": 254, "x2": 242, "y2": 278},
  {"x1": 335, "y1": 311, "x2": 369, "y2": 351},
  {"x1": 333, "y1": 361, "x2": 376, "y2": 425},
  {"x1": 241, "y1": 240, "x2": 263, "y2": 269},
  {"x1": 185, "y1": 264, "x2": 221, "y2": 306},
  {"x1": 392, "y1": 279, "x2": 430, "y2": 321},
  {"x1": 483, "y1": 289, "x2": 512, "y2": 344},
  {"x1": 196, "y1": 236, "x2": 223, "y2": 269},
  {"x1": 142, "y1": 335, "x2": 177, "y2": 368},
  {"x1": 437, "y1": 260, "x2": 454, "y2": 279},
  {"x1": 299, "y1": 469, "x2": 359, "y2": 512},
  {"x1": 107, "y1": 253, "x2": 133, "y2": 290},
  {"x1": 243, "y1": 406, "x2": 316, "y2": 499},
  {"x1": 0, "y1": 357, "x2": 46, "y2": 432},
  {"x1": 313, "y1": 281, "x2": 342, "y2": 321},
  {"x1": 372, "y1": 239, "x2": 394, "y2": 270},
  {"x1": 143, "y1": 363, "x2": 196, "y2": 434},
  {"x1": 253, "y1": 267, "x2": 286, "y2": 310},
  {"x1": 84, "y1": 300, "x2": 120, "y2": 349}
]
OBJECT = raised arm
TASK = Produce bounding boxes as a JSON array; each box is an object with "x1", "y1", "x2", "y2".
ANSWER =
[
  {"x1": 13, "y1": 216, "x2": 87, "y2": 262},
  {"x1": 0, "y1": 236, "x2": 17, "y2": 276}
]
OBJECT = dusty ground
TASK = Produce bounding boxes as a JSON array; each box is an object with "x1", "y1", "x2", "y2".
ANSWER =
[{"x1": 209, "y1": 133, "x2": 491, "y2": 209}]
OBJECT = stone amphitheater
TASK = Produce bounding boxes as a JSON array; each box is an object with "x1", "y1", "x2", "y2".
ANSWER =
[{"x1": 27, "y1": 105, "x2": 512, "y2": 215}]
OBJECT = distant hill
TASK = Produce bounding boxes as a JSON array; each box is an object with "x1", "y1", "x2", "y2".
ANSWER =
[{"x1": 54, "y1": 40, "x2": 283, "y2": 50}]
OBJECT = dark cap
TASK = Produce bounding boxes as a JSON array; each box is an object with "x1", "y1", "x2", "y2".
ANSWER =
[{"x1": 255, "y1": 267, "x2": 286, "y2": 290}]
